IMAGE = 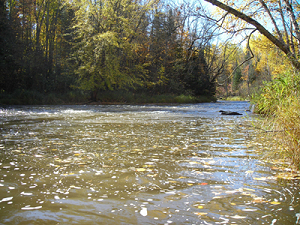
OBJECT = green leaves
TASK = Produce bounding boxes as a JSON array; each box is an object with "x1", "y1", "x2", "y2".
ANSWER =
[{"x1": 71, "y1": 0, "x2": 155, "y2": 95}]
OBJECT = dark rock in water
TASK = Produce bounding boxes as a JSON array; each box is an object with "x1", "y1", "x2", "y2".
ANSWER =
[{"x1": 219, "y1": 110, "x2": 242, "y2": 115}]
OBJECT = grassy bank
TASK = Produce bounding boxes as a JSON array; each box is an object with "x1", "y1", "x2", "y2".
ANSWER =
[
  {"x1": 251, "y1": 71, "x2": 300, "y2": 169},
  {"x1": 96, "y1": 91, "x2": 216, "y2": 104},
  {"x1": 0, "y1": 89, "x2": 216, "y2": 105},
  {"x1": 220, "y1": 96, "x2": 248, "y2": 101}
]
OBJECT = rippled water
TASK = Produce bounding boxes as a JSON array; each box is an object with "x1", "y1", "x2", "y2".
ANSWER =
[{"x1": 0, "y1": 101, "x2": 299, "y2": 224}]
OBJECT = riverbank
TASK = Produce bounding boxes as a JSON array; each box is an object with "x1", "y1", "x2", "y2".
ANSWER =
[
  {"x1": 0, "y1": 90, "x2": 216, "y2": 105},
  {"x1": 251, "y1": 72, "x2": 300, "y2": 170},
  {"x1": 221, "y1": 96, "x2": 249, "y2": 101}
]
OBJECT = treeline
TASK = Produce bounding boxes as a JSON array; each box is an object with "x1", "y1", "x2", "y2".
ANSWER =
[{"x1": 0, "y1": 0, "x2": 227, "y2": 104}]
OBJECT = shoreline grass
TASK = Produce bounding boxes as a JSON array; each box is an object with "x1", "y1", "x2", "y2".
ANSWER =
[
  {"x1": 219, "y1": 96, "x2": 249, "y2": 101},
  {"x1": 0, "y1": 90, "x2": 216, "y2": 105},
  {"x1": 251, "y1": 72, "x2": 300, "y2": 170}
]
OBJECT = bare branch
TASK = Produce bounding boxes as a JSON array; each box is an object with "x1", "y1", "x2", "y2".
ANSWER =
[
  {"x1": 228, "y1": 28, "x2": 257, "y2": 80},
  {"x1": 203, "y1": 0, "x2": 300, "y2": 71},
  {"x1": 283, "y1": 0, "x2": 300, "y2": 55},
  {"x1": 258, "y1": 0, "x2": 284, "y2": 42},
  {"x1": 278, "y1": 0, "x2": 290, "y2": 50}
]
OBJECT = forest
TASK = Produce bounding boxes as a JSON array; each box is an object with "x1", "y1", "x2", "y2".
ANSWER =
[{"x1": 0, "y1": 0, "x2": 282, "y2": 105}]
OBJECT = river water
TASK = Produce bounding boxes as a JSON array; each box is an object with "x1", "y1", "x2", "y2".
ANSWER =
[{"x1": 0, "y1": 101, "x2": 299, "y2": 224}]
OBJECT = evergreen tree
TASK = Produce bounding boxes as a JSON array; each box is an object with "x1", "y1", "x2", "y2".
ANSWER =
[{"x1": 233, "y1": 63, "x2": 242, "y2": 91}]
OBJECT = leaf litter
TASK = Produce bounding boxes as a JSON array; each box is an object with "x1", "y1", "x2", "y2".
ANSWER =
[{"x1": 0, "y1": 104, "x2": 299, "y2": 224}]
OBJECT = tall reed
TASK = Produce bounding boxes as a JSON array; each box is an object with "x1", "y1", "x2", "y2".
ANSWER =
[{"x1": 252, "y1": 71, "x2": 300, "y2": 168}]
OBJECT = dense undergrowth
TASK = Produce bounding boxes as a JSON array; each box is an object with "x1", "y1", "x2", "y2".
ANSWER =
[
  {"x1": 252, "y1": 71, "x2": 300, "y2": 169},
  {"x1": 0, "y1": 89, "x2": 216, "y2": 105},
  {"x1": 222, "y1": 96, "x2": 248, "y2": 101}
]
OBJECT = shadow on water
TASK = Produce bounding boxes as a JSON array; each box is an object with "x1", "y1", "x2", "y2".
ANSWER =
[{"x1": 0, "y1": 101, "x2": 300, "y2": 224}]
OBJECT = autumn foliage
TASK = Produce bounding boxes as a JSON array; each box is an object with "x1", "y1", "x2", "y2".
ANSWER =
[{"x1": 0, "y1": 0, "x2": 223, "y2": 103}]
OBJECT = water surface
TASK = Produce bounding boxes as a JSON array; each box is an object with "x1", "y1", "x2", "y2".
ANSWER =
[{"x1": 0, "y1": 101, "x2": 299, "y2": 224}]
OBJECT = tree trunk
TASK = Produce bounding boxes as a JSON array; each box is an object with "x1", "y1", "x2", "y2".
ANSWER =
[{"x1": 90, "y1": 90, "x2": 98, "y2": 102}]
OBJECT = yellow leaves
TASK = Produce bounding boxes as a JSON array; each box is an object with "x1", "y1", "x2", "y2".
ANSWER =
[
  {"x1": 143, "y1": 164, "x2": 154, "y2": 168},
  {"x1": 251, "y1": 196, "x2": 282, "y2": 205},
  {"x1": 250, "y1": 34, "x2": 290, "y2": 78},
  {"x1": 254, "y1": 166, "x2": 300, "y2": 180},
  {"x1": 96, "y1": 30, "x2": 117, "y2": 45},
  {"x1": 252, "y1": 197, "x2": 267, "y2": 203},
  {"x1": 276, "y1": 172, "x2": 300, "y2": 180},
  {"x1": 204, "y1": 160, "x2": 215, "y2": 165},
  {"x1": 270, "y1": 201, "x2": 281, "y2": 205},
  {"x1": 168, "y1": 180, "x2": 177, "y2": 183},
  {"x1": 193, "y1": 202, "x2": 205, "y2": 209},
  {"x1": 194, "y1": 212, "x2": 207, "y2": 216},
  {"x1": 73, "y1": 0, "x2": 147, "y2": 91},
  {"x1": 193, "y1": 203, "x2": 207, "y2": 217},
  {"x1": 131, "y1": 149, "x2": 143, "y2": 154},
  {"x1": 212, "y1": 4, "x2": 248, "y2": 32},
  {"x1": 136, "y1": 164, "x2": 155, "y2": 172}
]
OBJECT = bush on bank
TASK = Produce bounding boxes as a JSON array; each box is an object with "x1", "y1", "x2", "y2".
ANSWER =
[
  {"x1": 0, "y1": 89, "x2": 87, "y2": 105},
  {"x1": 0, "y1": 89, "x2": 216, "y2": 105},
  {"x1": 251, "y1": 71, "x2": 300, "y2": 169},
  {"x1": 222, "y1": 96, "x2": 248, "y2": 101}
]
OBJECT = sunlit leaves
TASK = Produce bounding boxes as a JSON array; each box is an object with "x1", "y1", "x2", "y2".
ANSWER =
[
  {"x1": 250, "y1": 34, "x2": 290, "y2": 77},
  {"x1": 194, "y1": 212, "x2": 207, "y2": 216},
  {"x1": 72, "y1": 0, "x2": 155, "y2": 93},
  {"x1": 270, "y1": 201, "x2": 281, "y2": 205}
]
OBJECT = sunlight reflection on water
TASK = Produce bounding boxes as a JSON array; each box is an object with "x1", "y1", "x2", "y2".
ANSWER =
[{"x1": 0, "y1": 101, "x2": 299, "y2": 224}]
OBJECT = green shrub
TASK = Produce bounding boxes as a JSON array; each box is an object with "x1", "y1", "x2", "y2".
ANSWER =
[
  {"x1": 174, "y1": 94, "x2": 197, "y2": 103},
  {"x1": 224, "y1": 96, "x2": 247, "y2": 101}
]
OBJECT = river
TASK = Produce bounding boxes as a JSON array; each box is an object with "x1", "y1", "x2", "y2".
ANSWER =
[{"x1": 0, "y1": 101, "x2": 299, "y2": 224}]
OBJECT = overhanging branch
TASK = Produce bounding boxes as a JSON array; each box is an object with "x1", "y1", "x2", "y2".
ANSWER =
[
  {"x1": 203, "y1": 0, "x2": 300, "y2": 71},
  {"x1": 228, "y1": 28, "x2": 257, "y2": 80}
]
